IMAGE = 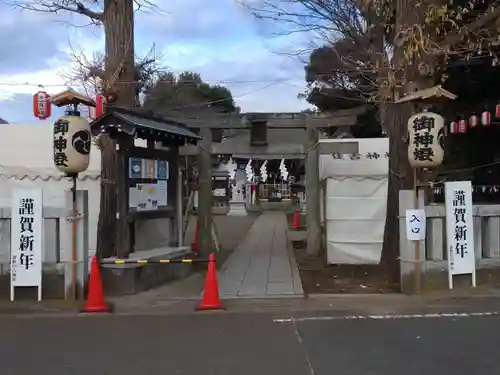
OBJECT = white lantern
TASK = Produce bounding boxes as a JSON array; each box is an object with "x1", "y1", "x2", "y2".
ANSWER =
[
  {"x1": 469, "y1": 114, "x2": 479, "y2": 128},
  {"x1": 481, "y1": 111, "x2": 491, "y2": 126},
  {"x1": 407, "y1": 111, "x2": 444, "y2": 168},
  {"x1": 458, "y1": 119, "x2": 467, "y2": 133},
  {"x1": 53, "y1": 115, "x2": 91, "y2": 174},
  {"x1": 449, "y1": 121, "x2": 458, "y2": 134}
]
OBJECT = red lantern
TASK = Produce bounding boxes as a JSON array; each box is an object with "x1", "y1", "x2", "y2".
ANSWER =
[
  {"x1": 95, "y1": 93, "x2": 104, "y2": 118},
  {"x1": 481, "y1": 111, "x2": 491, "y2": 126},
  {"x1": 450, "y1": 121, "x2": 458, "y2": 134},
  {"x1": 458, "y1": 119, "x2": 467, "y2": 133},
  {"x1": 469, "y1": 114, "x2": 478, "y2": 127},
  {"x1": 33, "y1": 91, "x2": 51, "y2": 120},
  {"x1": 495, "y1": 104, "x2": 500, "y2": 118}
]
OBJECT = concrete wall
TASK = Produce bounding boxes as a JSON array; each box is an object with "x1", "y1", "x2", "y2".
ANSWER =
[{"x1": 399, "y1": 190, "x2": 500, "y2": 293}]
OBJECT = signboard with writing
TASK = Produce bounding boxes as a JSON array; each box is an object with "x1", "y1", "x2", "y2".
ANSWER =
[
  {"x1": 128, "y1": 157, "x2": 169, "y2": 211},
  {"x1": 407, "y1": 112, "x2": 445, "y2": 168},
  {"x1": 129, "y1": 157, "x2": 143, "y2": 179},
  {"x1": 143, "y1": 159, "x2": 157, "y2": 179},
  {"x1": 157, "y1": 160, "x2": 169, "y2": 180},
  {"x1": 405, "y1": 209, "x2": 426, "y2": 241},
  {"x1": 445, "y1": 181, "x2": 476, "y2": 288},
  {"x1": 129, "y1": 182, "x2": 168, "y2": 211},
  {"x1": 10, "y1": 188, "x2": 43, "y2": 301},
  {"x1": 331, "y1": 152, "x2": 390, "y2": 160}
]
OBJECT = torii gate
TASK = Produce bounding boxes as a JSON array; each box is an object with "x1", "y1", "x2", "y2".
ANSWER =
[{"x1": 176, "y1": 107, "x2": 365, "y2": 257}]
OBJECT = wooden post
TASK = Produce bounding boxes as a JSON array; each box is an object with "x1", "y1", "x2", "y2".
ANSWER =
[
  {"x1": 305, "y1": 116, "x2": 321, "y2": 256},
  {"x1": 116, "y1": 135, "x2": 133, "y2": 257},
  {"x1": 70, "y1": 174, "x2": 78, "y2": 300},
  {"x1": 198, "y1": 127, "x2": 213, "y2": 255},
  {"x1": 63, "y1": 190, "x2": 89, "y2": 300},
  {"x1": 168, "y1": 149, "x2": 180, "y2": 245},
  {"x1": 177, "y1": 168, "x2": 183, "y2": 246},
  {"x1": 413, "y1": 168, "x2": 421, "y2": 294}
]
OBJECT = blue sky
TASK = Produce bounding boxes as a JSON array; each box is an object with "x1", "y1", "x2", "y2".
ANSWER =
[{"x1": 0, "y1": 0, "x2": 312, "y2": 123}]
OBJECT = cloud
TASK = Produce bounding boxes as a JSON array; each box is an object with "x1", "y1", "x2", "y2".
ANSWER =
[
  {"x1": 0, "y1": 0, "x2": 312, "y2": 122},
  {"x1": 161, "y1": 38, "x2": 309, "y2": 111},
  {"x1": 0, "y1": 5, "x2": 72, "y2": 75},
  {"x1": 0, "y1": 67, "x2": 69, "y2": 102},
  {"x1": 136, "y1": 0, "x2": 254, "y2": 42}
]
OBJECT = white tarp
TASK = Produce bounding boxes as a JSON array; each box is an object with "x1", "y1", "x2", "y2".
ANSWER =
[{"x1": 319, "y1": 138, "x2": 389, "y2": 264}]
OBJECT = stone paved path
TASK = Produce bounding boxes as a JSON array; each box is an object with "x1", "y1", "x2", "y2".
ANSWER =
[
  {"x1": 218, "y1": 211, "x2": 303, "y2": 298},
  {"x1": 109, "y1": 212, "x2": 302, "y2": 309}
]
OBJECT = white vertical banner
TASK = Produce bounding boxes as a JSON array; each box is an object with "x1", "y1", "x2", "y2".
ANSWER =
[
  {"x1": 445, "y1": 181, "x2": 476, "y2": 289},
  {"x1": 10, "y1": 188, "x2": 43, "y2": 301}
]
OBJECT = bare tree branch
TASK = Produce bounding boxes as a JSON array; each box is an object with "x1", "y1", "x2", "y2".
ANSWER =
[
  {"x1": 4, "y1": 0, "x2": 104, "y2": 20},
  {"x1": 61, "y1": 41, "x2": 166, "y2": 107},
  {"x1": 133, "y1": 0, "x2": 169, "y2": 15},
  {"x1": 439, "y1": 1, "x2": 500, "y2": 51},
  {"x1": 243, "y1": 0, "x2": 389, "y2": 109},
  {"x1": 61, "y1": 41, "x2": 103, "y2": 93},
  {"x1": 2, "y1": 0, "x2": 168, "y2": 22},
  {"x1": 241, "y1": 0, "x2": 369, "y2": 45}
]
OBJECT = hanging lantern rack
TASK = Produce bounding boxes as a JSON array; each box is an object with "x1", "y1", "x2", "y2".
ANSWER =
[{"x1": 448, "y1": 104, "x2": 500, "y2": 134}]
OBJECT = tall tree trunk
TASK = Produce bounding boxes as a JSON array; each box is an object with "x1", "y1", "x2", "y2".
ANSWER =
[
  {"x1": 380, "y1": 102, "x2": 414, "y2": 283},
  {"x1": 96, "y1": 0, "x2": 135, "y2": 258},
  {"x1": 379, "y1": 0, "x2": 426, "y2": 283}
]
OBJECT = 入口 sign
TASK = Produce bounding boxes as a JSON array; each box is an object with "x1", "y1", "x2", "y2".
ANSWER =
[
  {"x1": 10, "y1": 188, "x2": 43, "y2": 301},
  {"x1": 405, "y1": 209, "x2": 426, "y2": 241}
]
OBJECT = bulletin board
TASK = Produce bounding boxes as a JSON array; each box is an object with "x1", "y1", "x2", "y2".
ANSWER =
[{"x1": 128, "y1": 157, "x2": 170, "y2": 212}]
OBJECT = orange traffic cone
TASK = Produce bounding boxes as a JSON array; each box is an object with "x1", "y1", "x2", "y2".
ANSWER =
[
  {"x1": 191, "y1": 220, "x2": 199, "y2": 253},
  {"x1": 80, "y1": 256, "x2": 113, "y2": 314},
  {"x1": 293, "y1": 211, "x2": 300, "y2": 229},
  {"x1": 197, "y1": 253, "x2": 224, "y2": 311}
]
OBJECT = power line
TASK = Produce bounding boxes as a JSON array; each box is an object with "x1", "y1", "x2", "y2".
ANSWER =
[
  {"x1": 0, "y1": 76, "x2": 378, "y2": 110},
  {"x1": 1, "y1": 57, "x2": 479, "y2": 90},
  {"x1": 143, "y1": 82, "x2": 285, "y2": 111},
  {"x1": 0, "y1": 77, "x2": 301, "y2": 88},
  {"x1": 0, "y1": 76, "x2": 395, "y2": 107},
  {"x1": 0, "y1": 81, "x2": 302, "y2": 116}
]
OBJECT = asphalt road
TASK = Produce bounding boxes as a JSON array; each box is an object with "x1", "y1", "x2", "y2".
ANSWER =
[{"x1": 0, "y1": 311, "x2": 498, "y2": 375}]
